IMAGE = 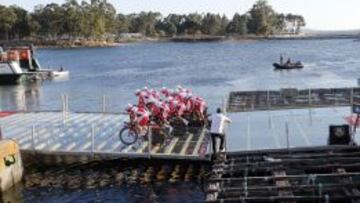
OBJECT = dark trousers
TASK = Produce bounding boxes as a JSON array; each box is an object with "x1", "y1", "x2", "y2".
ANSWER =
[{"x1": 211, "y1": 133, "x2": 225, "y2": 154}]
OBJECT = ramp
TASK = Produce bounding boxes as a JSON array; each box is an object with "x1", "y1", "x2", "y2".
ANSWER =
[{"x1": 0, "y1": 112, "x2": 211, "y2": 165}]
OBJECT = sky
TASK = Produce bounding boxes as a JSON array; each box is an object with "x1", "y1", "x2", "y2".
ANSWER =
[{"x1": 1, "y1": 0, "x2": 360, "y2": 31}]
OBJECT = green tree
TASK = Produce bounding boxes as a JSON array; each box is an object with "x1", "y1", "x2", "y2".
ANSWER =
[
  {"x1": 155, "y1": 20, "x2": 177, "y2": 36},
  {"x1": 180, "y1": 13, "x2": 202, "y2": 34},
  {"x1": 273, "y1": 14, "x2": 286, "y2": 33},
  {"x1": 27, "y1": 15, "x2": 41, "y2": 37},
  {"x1": 0, "y1": 5, "x2": 17, "y2": 40},
  {"x1": 0, "y1": 1, "x2": 306, "y2": 40},
  {"x1": 88, "y1": 0, "x2": 113, "y2": 37},
  {"x1": 163, "y1": 14, "x2": 184, "y2": 35},
  {"x1": 116, "y1": 14, "x2": 130, "y2": 34},
  {"x1": 285, "y1": 14, "x2": 306, "y2": 34},
  {"x1": 247, "y1": 0, "x2": 277, "y2": 36},
  {"x1": 128, "y1": 12, "x2": 161, "y2": 36},
  {"x1": 226, "y1": 13, "x2": 248, "y2": 35},
  {"x1": 32, "y1": 3, "x2": 65, "y2": 37},
  {"x1": 8, "y1": 6, "x2": 31, "y2": 39},
  {"x1": 218, "y1": 15, "x2": 229, "y2": 35},
  {"x1": 62, "y1": 0, "x2": 83, "y2": 38},
  {"x1": 201, "y1": 13, "x2": 222, "y2": 35}
]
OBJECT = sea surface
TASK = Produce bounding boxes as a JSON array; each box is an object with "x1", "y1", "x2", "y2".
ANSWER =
[
  {"x1": 1, "y1": 39, "x2": 360, "y2": 202},
  {"x1": 1, "y1": 39, "x2": 360, "y2": 113}
]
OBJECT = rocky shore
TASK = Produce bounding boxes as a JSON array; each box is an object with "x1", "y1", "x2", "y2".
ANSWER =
[{"x1": 2, "y1": 33, "x2": 358, "y2": 49}]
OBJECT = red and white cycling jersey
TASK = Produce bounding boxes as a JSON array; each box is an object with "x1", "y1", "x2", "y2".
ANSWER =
[
  {"x1": 176, "y1": 102, "x2": 187, "y2": 117},
  {"x1": 133, "y1": 107, "x2": 150, "y2": 126},
  {"x1": 150, "y1": 89, "x2": 160, "y2": 100},
  {"x1": 193, "y1": 96, "x2": 207, "y2": 114},
  {"x1": 159, "y1": 101, "x2": 170, "y2": 120},
  {"x1": 147, "y1": 102, "x2": 161, "y2": 117},
  {"x1": 167, "y1": 98, "x2": 178, "y2": 117},
  {"x1": 135, "y1": 90, "x2": 150, "y2": 108},
  {"x1": 161, "y1": 88, "x2": 173, "y2": 98},
  {"x1": 184, "y1": 97, "x2": 194, "y2": 112},
  {"x1": 128, "y1": 86, "x2": 206, "y2": 124}
]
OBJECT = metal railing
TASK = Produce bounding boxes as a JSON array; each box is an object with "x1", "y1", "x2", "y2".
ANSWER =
[
  {"x1": 2, "y1": 122, "x2": 210, "y2": 159},
  {"x1": 0, "y1": 92, "x2": 129, "y2": 114}
]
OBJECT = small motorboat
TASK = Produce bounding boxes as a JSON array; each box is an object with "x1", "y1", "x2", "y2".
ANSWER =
[
  {"x1": 0, "y1": 51, "x2": 26, "y2": 85},
  {"x1": 273, "y1": 61, "x2": 304, "y2": 70},
  {"x1": 8, "y1": 45, "x2": 70, "y2": 81},
  {"x1": 0, "y1": 74, "x2": 25, "y2": 85},
  {"x1": 1, "y1": 46, "x2": 71, "y2": 85},
  {"x1": 51, "y1": 68, "x2": 70, "y2": 80}
]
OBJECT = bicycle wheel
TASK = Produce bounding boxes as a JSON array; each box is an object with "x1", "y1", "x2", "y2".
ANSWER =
[{"x1": 119, "y1": 127, "x2": 138, "y2": 145}]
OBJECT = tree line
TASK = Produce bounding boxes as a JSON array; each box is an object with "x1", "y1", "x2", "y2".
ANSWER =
[{"x1": 0, "y1": 0, "x2": 306, "y2": 41}]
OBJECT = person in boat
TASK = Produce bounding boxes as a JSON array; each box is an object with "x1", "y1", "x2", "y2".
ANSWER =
[
  {"x1": 286, "y1": 58, "x2": 292, "y2": 65},
  {"x1": 30, "y1": 44, "x2": 35, "y2": 55},
  {"x1": 280, "y1": 54, "x2": 284, "y2": 64}
]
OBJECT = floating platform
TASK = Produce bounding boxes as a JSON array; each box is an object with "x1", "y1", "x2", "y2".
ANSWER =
[
  {"x1": 227, "y1": 87, "x2": 360, "y2": 112},
  {"x1": 227, "y1": 106, "x2": 360, "y2": 151},
  {"x1": 206, "y1": 146, "x2": 360, "y2": 202},
  {"x1": 0, "y1": 112, "x2": 210, "y2": 165}
]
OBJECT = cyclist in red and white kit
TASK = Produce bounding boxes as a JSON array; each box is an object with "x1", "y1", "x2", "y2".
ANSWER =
[
  {"x1": 128, "y1": 86, "x2": 207, "y2": 131},
  {"x1": 192, "y1": 96, "x2": 207, "y2": 121},
  {"x1": 126, "y1": 104, "x2": 150, "y2": 134},
  {"x1": 135, "y1": 89, "x2": 147, "y2": 108}
]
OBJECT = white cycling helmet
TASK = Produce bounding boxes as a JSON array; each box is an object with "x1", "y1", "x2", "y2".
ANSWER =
[{"x1": 125, "y1": 103, "x2": 133, "y2": 112}]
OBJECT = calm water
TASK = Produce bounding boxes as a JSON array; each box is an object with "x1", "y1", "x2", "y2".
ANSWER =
[
  {"x1": 1, "y1": 39, "x2": 360, "y2": 112},
  {"x1": 6, "y1": 182, "x2": 204, "y2": 203},
  {"x1": 1, "y1": 39, "x2": 360, "y2": 202}
]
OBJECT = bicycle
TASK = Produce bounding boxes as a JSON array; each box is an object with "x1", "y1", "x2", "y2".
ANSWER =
[
  {"x1": 119, "y1": 121, "x2": 150, "y2": 145},
  {"x1": 119, "y1": 120, "x2": 173, "y2": 145}
]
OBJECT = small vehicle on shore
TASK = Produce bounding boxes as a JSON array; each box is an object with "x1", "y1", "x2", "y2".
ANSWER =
[{"x1": 273, "y1": 61, "x2": 304, "y2": 70}]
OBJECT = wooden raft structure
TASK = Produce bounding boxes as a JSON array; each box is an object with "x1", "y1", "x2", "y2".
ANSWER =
[
  {"x1": 227, "y1": 87, "x2": 360, "y2": 112},
  {"x1": 206, "y1": 146, "x2": 360, "y2": 202},
  {"x1": 0, "y1": 112, "x2": 210, "y2": 165}
]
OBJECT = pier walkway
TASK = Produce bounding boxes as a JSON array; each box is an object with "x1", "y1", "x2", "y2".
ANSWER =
[{"x1": 0, "y1": 111, "x2": 210, "y2": 164}]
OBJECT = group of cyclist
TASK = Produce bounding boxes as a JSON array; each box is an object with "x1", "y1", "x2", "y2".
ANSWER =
[{"x1": 125, "y1": 86, "x2": 208, "y2": 134}]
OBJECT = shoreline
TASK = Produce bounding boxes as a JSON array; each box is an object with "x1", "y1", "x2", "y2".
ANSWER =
[{"x1": 1, "y1": 34, "x2": 358, "y2": 49}]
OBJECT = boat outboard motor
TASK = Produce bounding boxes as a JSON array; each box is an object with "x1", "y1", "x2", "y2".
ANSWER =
[{"x1": 328, "y1": 125, "x2": 351, "y2": 145}]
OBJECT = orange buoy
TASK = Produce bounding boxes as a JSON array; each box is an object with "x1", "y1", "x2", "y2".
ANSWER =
[{"x1": 19, "y1": 50, "x2": 30, "y2": 60}]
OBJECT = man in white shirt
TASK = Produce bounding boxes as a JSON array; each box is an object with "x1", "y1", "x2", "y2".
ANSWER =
[{"x1": 209, "y1": 108, "x2": 232, "y2": 155}]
